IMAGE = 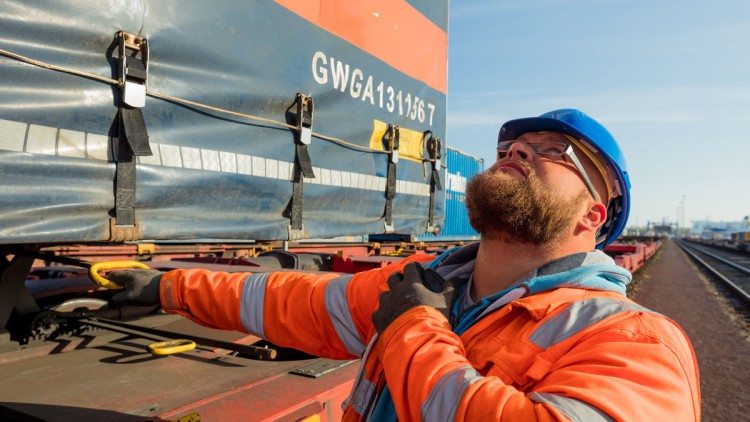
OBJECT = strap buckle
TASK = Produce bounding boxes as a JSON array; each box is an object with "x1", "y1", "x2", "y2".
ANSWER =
[
  {"x1": 425, "y1": 133, "x2": 443, "y2": 233},
  {"x1": 388, "y1": 125, "x2": 400, "y2": 164},
  {"x1": 118, "y1": 31, "x2": 148, "y2": 108},
  {"x1": 427, "y1": 135, "x2": 442, "y2": 170},
  {"x1": 426, "y1": 134, "x2": 443, "y2": 192},
  {"x1": 296, "y1": 93, "x2": 314, "y2": 146}
]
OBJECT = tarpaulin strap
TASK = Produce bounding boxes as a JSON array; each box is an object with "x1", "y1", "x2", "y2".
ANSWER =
[
  {"x1": 289, "y1": 93, "x2": 316, "y2": 238},
  {"x1": 114, "y1": 31, "x2": 152, "y2": 227},
  {"x1": 426, "y1": 134, "x2": 443, "y2": 231},
  {"x1": 384, "y1": 125, "x2": 400, "y2": 233},
  {"x1": 294, "y1": 93, "x2": 315, "y2": 178},
  {"x1": 114, "y1": 139, "x2": 137, "y2": 226}
]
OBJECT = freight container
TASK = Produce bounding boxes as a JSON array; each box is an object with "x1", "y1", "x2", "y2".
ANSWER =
[
  {"x1": 0, "y1": 0, "x2": 447, "y2": 245},
  {"x1": 370, "y1": 146, "x2": 484, "y2": 242},
  {"x1": 0, "y1": 1, "x2": 449, "y2": 420}
]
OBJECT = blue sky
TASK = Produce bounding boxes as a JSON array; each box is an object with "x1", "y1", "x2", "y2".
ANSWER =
[{"x1": 445, "y1": 0, "x2": 750, "y2": 229}]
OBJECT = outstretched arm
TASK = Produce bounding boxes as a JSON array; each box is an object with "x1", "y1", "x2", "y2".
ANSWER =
[{"x1": 111, "y1": 254, "x2": 436, "y2": 360}]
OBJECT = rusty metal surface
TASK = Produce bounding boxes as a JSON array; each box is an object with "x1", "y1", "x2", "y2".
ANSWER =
[
  {"x1": 0, "y1": 313, "x2": 354, "y2": 420},
  {"x1": 158, "y1": 363, "x2": 356, "y2": 421},
  {"x1": 290, "y1": 358, "x2": 356, "y2": 378},
  {"x1": 108, "y1": 218, "x2": 142, "y2": 242}
]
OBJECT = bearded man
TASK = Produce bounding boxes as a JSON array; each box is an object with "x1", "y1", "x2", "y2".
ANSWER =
[{"x1": 110, "y1": 110, "x2": 700, "y2": 421}]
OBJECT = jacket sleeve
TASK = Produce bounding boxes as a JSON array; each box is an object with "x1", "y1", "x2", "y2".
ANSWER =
[
  {"x1": 376, "y1": 306, "x2": 700, "y2": 421},
  {"x1": 159, "y1": 254, "x2": 436, "y2": 360}
]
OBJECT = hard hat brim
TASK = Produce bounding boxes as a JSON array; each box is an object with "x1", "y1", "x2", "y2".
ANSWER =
[{"x1": 499, "y1": 116, "x2": 591, "y2": 144}]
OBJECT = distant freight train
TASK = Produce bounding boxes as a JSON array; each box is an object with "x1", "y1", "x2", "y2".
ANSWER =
[
  {"x1": 729, "y1": 231, "x2": 750, "y2": 252},
  {"x1": 689, "y1": 231, "x2": 750, "y2": 252}
]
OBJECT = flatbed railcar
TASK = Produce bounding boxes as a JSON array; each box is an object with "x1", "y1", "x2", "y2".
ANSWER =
[{"x1": 684, "y1": 232, "x2": 750, "y2": 254}]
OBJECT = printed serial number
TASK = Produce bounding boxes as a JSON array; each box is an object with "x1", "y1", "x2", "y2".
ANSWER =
[{"x1": 312, "y1": 51, "x2": 437, "y2": 126}]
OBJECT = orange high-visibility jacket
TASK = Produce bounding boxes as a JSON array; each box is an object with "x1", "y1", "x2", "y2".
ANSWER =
[{"x1": 159, "y1": 249, "x2": 700, "y2": 421}]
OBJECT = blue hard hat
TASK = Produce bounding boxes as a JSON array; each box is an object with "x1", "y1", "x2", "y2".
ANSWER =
[{"x1": 498, "y1": 109, "x2": 631, "y2": 246}]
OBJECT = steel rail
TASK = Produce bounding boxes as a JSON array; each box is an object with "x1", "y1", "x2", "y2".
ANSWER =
[
  {"x1": 679, "y1": 241, "x2": 750, "y2": 275},
  {"x1": 676, "y1": 240, "x2": 750, "y2": 306}
]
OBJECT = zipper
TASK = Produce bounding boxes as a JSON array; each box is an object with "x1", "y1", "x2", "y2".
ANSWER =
[{"x1": 451, "y1": 294, "x2": 490, "y2": 330}]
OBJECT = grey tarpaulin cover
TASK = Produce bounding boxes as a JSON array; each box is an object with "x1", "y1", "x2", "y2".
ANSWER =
[{"x1": 0, "y1": 0, "x2": 448, "y2": 244}]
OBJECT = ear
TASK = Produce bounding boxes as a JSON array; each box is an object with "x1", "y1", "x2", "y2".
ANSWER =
[{"x1": 577, "y1": 200, "x2": 607, "y2": 234}]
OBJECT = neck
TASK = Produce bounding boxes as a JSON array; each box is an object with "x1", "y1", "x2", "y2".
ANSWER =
[{"x1": 472, "y1": 237, "x2": 583, "y2": 300}]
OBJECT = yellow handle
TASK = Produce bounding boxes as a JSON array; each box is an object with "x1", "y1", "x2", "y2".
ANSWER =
[
  {"x1": 148, "y1": 339, "x2": 197, "y2": 355},
  {"x1": 89, "y1": 261, "x2": 151, "y2": 290}
]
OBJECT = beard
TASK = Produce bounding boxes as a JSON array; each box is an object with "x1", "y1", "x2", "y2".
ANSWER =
[{"x1": 465, "y1": 164, "x2": 588, "y2": 246}]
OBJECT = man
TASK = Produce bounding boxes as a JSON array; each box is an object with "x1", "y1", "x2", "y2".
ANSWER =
[{"x1": 111, "y1": 109, "x2": 700, "y2": 421}]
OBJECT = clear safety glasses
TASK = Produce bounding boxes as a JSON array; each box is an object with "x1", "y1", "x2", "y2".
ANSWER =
[{"x1": 496, "y1": 140, "x2": 600, "y2": 202}]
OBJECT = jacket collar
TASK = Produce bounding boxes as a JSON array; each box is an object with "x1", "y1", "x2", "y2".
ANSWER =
[{"x1": 434, "y1": 242, "x2": 632, "y2": 321}]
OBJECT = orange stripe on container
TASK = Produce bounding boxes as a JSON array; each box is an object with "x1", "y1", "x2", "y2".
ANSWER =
[{"x1": 275, "y1": 0, "x2": 447, "y2": 94}]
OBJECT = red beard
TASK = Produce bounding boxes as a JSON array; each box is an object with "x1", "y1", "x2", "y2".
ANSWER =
[{"x1": 465, "y1": 163, "x2": 588, "y2": 245}]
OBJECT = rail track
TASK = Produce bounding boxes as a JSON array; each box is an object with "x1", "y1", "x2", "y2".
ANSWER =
[{"x1": 675, "y1": 238, "x2": 750, "y2": 306}]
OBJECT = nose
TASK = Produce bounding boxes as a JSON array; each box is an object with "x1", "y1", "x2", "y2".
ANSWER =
[{"x1": 505, "y1": 141, "x2": 531, "y2": 161}]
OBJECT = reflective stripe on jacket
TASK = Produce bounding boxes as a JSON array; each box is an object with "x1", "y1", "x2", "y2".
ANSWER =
[{"x1": 159, "y1": 254, "x2": 700, "y2": 421}]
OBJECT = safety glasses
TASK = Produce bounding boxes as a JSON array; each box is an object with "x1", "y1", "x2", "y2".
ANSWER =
[{"x1": 496, "y1": 140, "x2": 600, "y2": 202}]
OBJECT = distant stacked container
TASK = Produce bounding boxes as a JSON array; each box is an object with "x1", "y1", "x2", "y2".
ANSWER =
[
  {"x1": 368, "y1": 146, "x2": 484, "y2": 242},
  {"x1": 414, "y1": 146, "x2": 484, "y2": 242}
]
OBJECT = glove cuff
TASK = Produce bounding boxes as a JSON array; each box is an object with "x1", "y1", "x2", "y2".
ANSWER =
[{"x1": 160, "y1": 271, "x2": 184, "y2": 314}]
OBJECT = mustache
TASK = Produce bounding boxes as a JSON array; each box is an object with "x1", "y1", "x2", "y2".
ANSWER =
[{"x1": 492, "y1": 159, "x2": 535, "y2": 176}]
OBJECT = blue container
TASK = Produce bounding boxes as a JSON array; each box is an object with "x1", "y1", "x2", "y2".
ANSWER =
[
  {"x1": 419, "y1": 147, "x2": 484, "y2": 241},
  {"x1": 371, "y1": 146, "x2": 484, "y2": 242}
]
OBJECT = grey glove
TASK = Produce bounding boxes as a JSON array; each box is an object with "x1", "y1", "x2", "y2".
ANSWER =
[
  {"x1": 107, "y1": 269, "x2": 165, "y2": 307},
  {"x1": 372, "y1": 262, "x2": 460, "y2": 335}
]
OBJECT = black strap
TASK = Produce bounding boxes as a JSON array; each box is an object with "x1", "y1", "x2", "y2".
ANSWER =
[
  {"x1": 294, "y1": 94, "x2": 315, "y2": 178},
  {"x1": 119, "y1": 105, "x2": 152, "y2": 156},
  {"x1": 296, "y1": 143, "x2": 314, "y2": 178},
  {"x1": 115, "y1": 107, "x2": 151, "y2": 226},
  {"x1": 124, "y1": 54, "x2": 147, "y2": 80},
  {"x1": 290, "y1": 94, "x2": 315, "y2": 234},
  {"x1": 383, "y1": 125, "x2": 400, "y2": 232},
  {"x1": 290, "y1": 161, "x2": 305, "y2": 231},
  {"x1": 114, "y1": 136, "x2": 137, "y2": 226},
  {"x1": 114, "y1": 33, "x2": 152, "y2": 227},
  {"x1": 426, "y1": 135, "x2": 443, "y2": 229},
  {"x1": 385, "y1": 160, "x2": 397, "y2": 225}
]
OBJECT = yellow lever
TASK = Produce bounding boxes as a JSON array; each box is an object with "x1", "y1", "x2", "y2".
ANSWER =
[{"x1": 89, "y1": 261, "x2": 151, "y2": 290}]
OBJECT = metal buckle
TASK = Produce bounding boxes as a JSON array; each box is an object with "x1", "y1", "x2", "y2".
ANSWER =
[
  {"x1": 118, "y1": 31, "x2": 148, "y2": 108},
  {"x1": 388, "y1": 125, "x2": 400, "y2": 164},
  {"x1": 427, "y1": 135, "x2": 442, "y2": 168},
  {"x1": 296, "y1": 93, "x2": 314, "y2": 145}
]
